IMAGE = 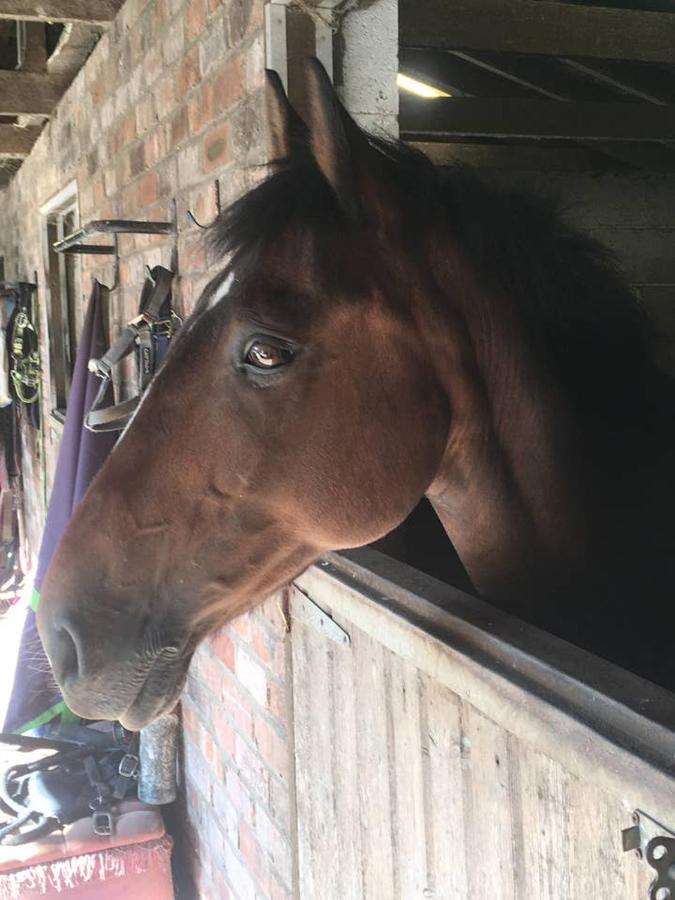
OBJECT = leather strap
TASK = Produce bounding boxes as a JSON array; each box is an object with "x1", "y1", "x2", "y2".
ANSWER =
[{"x1": 86, "y1": 267, "x2": 178, "y2": 432}]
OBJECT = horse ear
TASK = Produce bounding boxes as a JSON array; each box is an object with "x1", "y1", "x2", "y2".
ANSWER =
[
  {"x1": 304, "y1": 58, "x2": 370, "y2": 219},
  {"x1": 265, "y1": 68, "x2": 307, "y2": 160}
]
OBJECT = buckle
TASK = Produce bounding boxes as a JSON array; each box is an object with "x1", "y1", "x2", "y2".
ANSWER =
[
  {"x1": 92, "y1": 810, "x2": 114, "y2": 836},
  {"x1": 152, "y1": 311, "x2": 183, "y2": 338},
  {"x1": 118, "y1": 753, "x2": 139, "y2": 778},
  {"x1": 128, "y1": 312, "x2": 154, "y2": 332}
]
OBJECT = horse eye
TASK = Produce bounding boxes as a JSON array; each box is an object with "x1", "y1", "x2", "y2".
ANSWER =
[{"x1": 245, "y1": 340, "x2": 293, "y2": 370}]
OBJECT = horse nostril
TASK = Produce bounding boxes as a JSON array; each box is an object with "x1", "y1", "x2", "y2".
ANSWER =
[{"x1": 52, "y1": 623, "x2": 80, "y2": 686}]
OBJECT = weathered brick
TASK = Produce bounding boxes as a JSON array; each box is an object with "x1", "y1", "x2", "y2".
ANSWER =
[
  {"x1": 103, "y1": 166, "x2": 117, "y2": 198},
  {"x1": 177, "y1": 141, "x2": 202, "y2": 187},
  {"x1": 211, "y1": 57, "x2": 242, "y2": 116},
  {"x1": 181, "y1": 229, "x2": 207, "y2": 273},
  {"x1": 112, "y1": 111, "x2": 137, "y2": 155},
  {"x1": 136, "y1": 94, "x2": 157, "y2": 136},
  {"x1": 231, "y1": 611, "x2": 252, "y2": 642},
  {"x1": 176, "y1": 45, "x2": 201, "y2": 98},
  {"x1": 211, "y1": 627, "x2": 235, "y2": 670},
  {"x1": 185, "y1": 0, "x2": 207, "y2": 42},
  {"x1": 223, "y1": 842, "x2": 256, "y2": 900},
  {"x1": 212, "y1": 779, "x2": 239, "y2": 846},
  {"x1": 254, "y1": 803, "x2": 292, "y2": 887},
  {"x1": 194, "y1": 645, "x2": 226, "y2": 698},
  {"x1": 187, "y1": 81, "x2": 213, "y2": 134},
  {"x1": 222, "y1": 675, "x2": 254, "y2": 737},
  {"x1": 234, "y1": 734, "x2": 269, "y2": 801},
  {"x1": 225, "y1": 767, "x2": 254, "y2": 823},
  {"x1": 143, "y1": 44, "x2": 164, "y2": 89},
  {"x1": 253, "y1": 714, "x2": 289, "y2": 782},
  {"x1": 267, "y1": 676, "x2": 288, "y2": 723},
  {"x1": 155, "y1": 71, "x2": 177, "y2": 120},
  {"x1": 235, "y1": 644, "x2": 267, "y2": 706},
  {"x1": 230, "y1": 98, "x2": 264, "y2": 164},
  {"x1": 268, "y1": 776, "x2": 291, "y2": 830},
  {"x1": 250, "y1": 616, "x2": 286, "y2": 673},
  {"x1": 136, "y1": 170, "x2": 159, "y2": 208},
  {"x1": 183, "y1": 737, "x2": 212, "y2": 803},
  {"x1": 199, "y1": 17, "x2": 226, "y2": 76},
  {"x1": 237, "y1": 820, "x2": 266, "y2": 889},
  {"x1": 203, "y1": 121, "x2": 230, "y2": 172},
  {"x1": 162, "y1": 17, "x2": 185, "y2": 66},
  {"x1": 211, "y1": 705, "x2": 236, "y2": 759},
  {"x1": 225, "y1": 0, "x2": 260, "y2": 50},
  {"x1": 129, "y1": 142, "x2": 146, "y2": 178}
]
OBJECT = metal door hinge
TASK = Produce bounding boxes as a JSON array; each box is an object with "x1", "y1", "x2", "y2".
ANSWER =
[
  {"x1": 623, "y1": 810, "x2": 675, "y2": 899},
  {"x1": 292, "y1": 587, "x2": 351, "y2": 647}
]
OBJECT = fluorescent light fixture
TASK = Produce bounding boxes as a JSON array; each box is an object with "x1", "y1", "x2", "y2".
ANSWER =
[{"x1": 397, "y1": 73, "x2": 451, "y2": 99}]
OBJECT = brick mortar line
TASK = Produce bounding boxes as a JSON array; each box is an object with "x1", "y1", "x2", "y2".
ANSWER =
[
  {"x1": 217, "y1": 803, "x2": 295, "y2": 898},
  {"x1": 183, "y1": 694, "x2": 293, "y2": 828},
  {"x1": 187, "y1": 660, "x2": 290, "y2": 769},
  {"x1": 183, "y1": 727, "x2": 294, "y2": 857},
  {"x1": 224, "y1": 631, "x2": 289, "y2": 691}
]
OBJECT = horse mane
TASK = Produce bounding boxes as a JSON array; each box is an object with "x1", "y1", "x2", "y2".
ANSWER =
[{"x1": 209, "y1": 139, "x2": 674, "y2": 454}]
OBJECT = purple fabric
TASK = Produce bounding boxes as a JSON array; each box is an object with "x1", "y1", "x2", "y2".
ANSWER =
[{"x1": 4, "y1": 281, "x2": 117, "y2": 732}]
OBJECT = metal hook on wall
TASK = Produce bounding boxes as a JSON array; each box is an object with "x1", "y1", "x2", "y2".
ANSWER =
[{"x1": 186, "y1": 180, "x2": 222, "y2": 230}]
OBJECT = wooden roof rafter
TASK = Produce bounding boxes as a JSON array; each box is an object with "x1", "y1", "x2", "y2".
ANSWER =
[
  {"x1": 0, "y1": 125, "x2": 41, "y2": 158},
  {"x1": 400, "y1": 0, "x2": 675, "y2": 64},
  {"x1": 0, "y1": 1, "x2": 123, "y2": 27},
  {"x1": 0, "y1": 2, "x2": 121, "y2": 176},
  {"x1": 0, "y1": 71, "x2": 70, "y2": 117}
]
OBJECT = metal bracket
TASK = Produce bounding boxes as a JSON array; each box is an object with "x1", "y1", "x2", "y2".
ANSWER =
[
  {"x1": 292, "y1": 586, "x2": 351, "y2": 646},
  {"x1": 52, "y1": 219, "x2": 174, "y2": 255},
  {"x1": 623, "y1": 811, "x2": 675, "y2": 899}
]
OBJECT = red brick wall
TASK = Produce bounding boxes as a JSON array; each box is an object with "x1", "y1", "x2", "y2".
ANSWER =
[
  {"x1": 0, "y1": 0, "x2": 296, "y2": 895},
  {"x1": 179, "y1": 592, "x2": 294, "y2": 898}
]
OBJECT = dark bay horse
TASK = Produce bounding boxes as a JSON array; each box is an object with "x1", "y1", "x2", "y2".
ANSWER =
[{"x1": 37, "y1": 61, "x2": 675, "y2": 729}]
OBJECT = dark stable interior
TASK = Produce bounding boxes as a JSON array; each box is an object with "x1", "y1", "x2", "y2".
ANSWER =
[
  {"x1": 370, "y1": 500, "x2": 657, "y2": 685},
  {"x1": 372, "y1": 499, "x2": 475, "y2": 595}
]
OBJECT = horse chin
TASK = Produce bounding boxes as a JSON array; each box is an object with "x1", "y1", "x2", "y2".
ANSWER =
[{"x1": 118, "y1": 666, "x2": 188, "y2": 731}]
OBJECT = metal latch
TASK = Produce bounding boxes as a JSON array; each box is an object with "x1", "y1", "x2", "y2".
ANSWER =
[{"x1": 623, "y1": 811, "x2": 675, "y2": 899}]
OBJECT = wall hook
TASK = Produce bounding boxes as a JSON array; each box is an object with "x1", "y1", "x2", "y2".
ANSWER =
[{"x1": 186, "y1": 180, "x2": 222, "y2": 230}]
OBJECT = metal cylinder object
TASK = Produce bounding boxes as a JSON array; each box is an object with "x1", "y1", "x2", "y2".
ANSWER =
[{"x1": 137, "y1": 712, "x2": 178, "y2": 805}]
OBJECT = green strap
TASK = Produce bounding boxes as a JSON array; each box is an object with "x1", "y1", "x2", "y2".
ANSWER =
[{"x1": 14, "y1": 700, "x2": 79, "y2": 734}]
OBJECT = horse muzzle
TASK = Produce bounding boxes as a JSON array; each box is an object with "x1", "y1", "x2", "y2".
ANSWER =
[{"x1": 39, "y1": 609, "x2": 190, "y2": 730}]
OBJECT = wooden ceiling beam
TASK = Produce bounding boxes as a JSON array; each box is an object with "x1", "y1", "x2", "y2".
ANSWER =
[
  {"x1": 0, "y1": 125, "x2": 40, "y2": 157},
  {"x1": 400, "y1": 96, "x2": 675, "y2": 143},
  {"x1": 0, "y1": 71, "x2": 68, "y2": 116},
  {"x1": 0, "y1": 1, "x2": 122, "y2": 26},
  {"x1": 401, "y1": 0, "x2": 675, "y2": 65}
]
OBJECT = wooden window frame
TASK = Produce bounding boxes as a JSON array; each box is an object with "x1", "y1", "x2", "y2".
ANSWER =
[{"x1": 40, "y1": 181, "x2": 80, "y2": 423}]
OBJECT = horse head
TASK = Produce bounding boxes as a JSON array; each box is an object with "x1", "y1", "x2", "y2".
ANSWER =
[{"x1": 37, "y1": 61, "x2": 466, "y2": 728}]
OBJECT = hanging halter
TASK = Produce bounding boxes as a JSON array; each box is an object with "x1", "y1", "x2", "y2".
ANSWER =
[
  {"x1": 86, "y1": 266, "x2": 181, "y2": 432},
  {"x1": 9, "y1": 305, "x2": 40, "y2": 406}
]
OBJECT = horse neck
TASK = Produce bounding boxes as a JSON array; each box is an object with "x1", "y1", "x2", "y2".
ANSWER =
[{"x1": 417, "y1": 239, "x2": 587, "y2": 609}]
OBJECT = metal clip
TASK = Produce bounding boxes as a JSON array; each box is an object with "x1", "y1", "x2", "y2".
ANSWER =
[
  {"x1": 118, "y1": 753, "x2": 139, "y2": 779},
  {"x1": 92, "y1": 810, "x2": 114, "y2": 836},
  {"x1": 87, "y1": 357, "x2": 109, "y2": 378},
  {"x1": 128, "y1": 312, "x2": 154, "y2": 332}
]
